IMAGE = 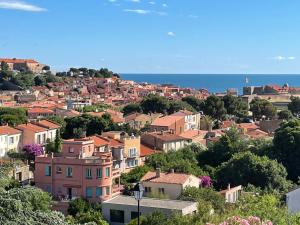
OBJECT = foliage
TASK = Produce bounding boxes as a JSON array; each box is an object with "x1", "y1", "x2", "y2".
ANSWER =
[
  {"x1": 82, "y1": 104, "x2": 111, "y2": 113},
  {"x1": 272, "y1": 119, "x2": 300, "y2": 181},
  {"x1": 222, "y1": 95, "x2": 248, "y2": 118},
  {"x1": 140, "y1": 94, "x2": 169, "y2": 114},
  {"x1": 214, "y1": 216, "x2": 273, "y2": 225},
  {"x1": 47, "y1": 116, "x2": 66, "y2": 133},
  {"x1": 0, "y1": 61, "x2": 13, "y2": 80},
  {"x1": 180, "y1": 186, "x2": 225, "y2": 212},
  {"x1": 200, "y1": 175, "x2": 212, "y2": 188},
  {"x1": 182, "y1": 96, "x2": 204, "y2": 112},
  {"x1": 121, "y1": 165, "x2": 151, "y2": 185},
  {"x1": 203, "y1": 95, "x2": 227, "y2": 120},
  {"x1": 146, "y1": 145, "x2": 206, "y2": 176},
  {"x1": 122, "y1": 103, "x2": 143, "y2": 116},
  {"x1": 34, "y1": 75, "x2": 47, "y2": 86},
  {"x1": 278, "y1": 109, "x2": 293, "y2": 120},
  {"x1": 288, "y1": 96, "x2": 300, "y2": 117},
  {"x1": 11, "y1": 72, "x2": 35, "y2": 89},
  {"x1": 215, "y1": 151, "x2": 292, "y2": 192},
  {"x1": 0, "y1": 107, "x2": 27, "y2": 126},
  {"x1": 65, "y1": 67, "x2": 119, "y2": 78},
  {"x1": 67, "y1": 198, "x2": 108, "y2": 225},
  {"x1": 23, "y1": 144, "x2": 43, "y2": 161},
  {"x1": 167, "y1": 100, "x2": 196, "y2": 114},
  {"x1": 54, "y1": 129, "x2": 62, "y2": 153},
  {"x1": 250, "y1": 98, "x2": 277, "y2": 120}
]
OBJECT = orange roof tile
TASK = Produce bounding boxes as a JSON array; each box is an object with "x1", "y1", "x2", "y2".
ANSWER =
[
  {"x1": 28, "y1": 108, "x2": 54, "y2": 114},
  {"x1": 0, "y1": 58, "x2": 38, "y2": 64},
  {"x1": 0, "y1": 126, "x2": 22, "y2": 135},
  {"x1": 16, "y1": 123, "x2": 48, "y2": 133},
  {"x1": 179, "y1": 129, "x2": 207, "y2": 139},
  {"x1": 141, "y1": 171, "x2": 196, "y2": 185},
  {"x1": 90, "y1": 135, "x2": 109, "y2": 147},
  {"x1": 140, "y1": 144, "x2": 159, "y2": 157},
  {"x1": 36, "y1": 120, "x2": 61, "y2": 129},
  {"x1": 151, "y1": 115, "x2": 183, "y2": 127}
]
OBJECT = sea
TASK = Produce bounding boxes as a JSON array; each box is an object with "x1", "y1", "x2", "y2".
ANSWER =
[{"x1": 121, "y1": 74, "x2": 300, "y2": 94}]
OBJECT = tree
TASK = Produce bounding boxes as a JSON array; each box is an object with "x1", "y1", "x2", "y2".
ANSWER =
[
  {"x1": 215, "y1": 151, "x2": 292, "y2": 192},
  {"x1": 0, "y1": 61, "x2": 13, "y2": 80},
  {"x1": 140, "y1": 94, "x2": 169, "y2": 114},
  {"x1": 23, "y1": 144, "x2": 43, "y2": 162},
  {"x1": 0, "y1": 107, "x2": 27, "y2": 126},
  {"x1": 250, "y1": 98, "x2": 276, "y2": 120},
  {"x1": 121, "y1": 165, "x2": 150, "y2": 185},
  {"x1": 288, "y1": 96, "x2": 300, "y2": 117},
  {"x1": 54, "y1": 129, "x2": 62, "y2": 153},
  {"x1": 182, "y1": 96, "x2": 204, "y2": 112},
  {"x1": 273, "y1": 119, "x2": 300, "y2": 181},
  {"x1": 122, "y1": 103, "x2": 142, "y2": 116},
  {"x1": 34, "y1": 75, "x2": 47, "y2": 86},
  {"x1": 222, "y1": 95, "x2": 248, "y2": 118},
  {"x1": 11, "y1": 72, "x2": 35, "y2": 89},
  {"x1": 278, "y1": 109, "x2": 293, "y2": 120},
  {"x1": 179, "y1": 186, "x2": 225, "y2": 212},
  {"x1": 42, "y1": 65, "x2": 50, "y2": 71},
  {"x1": 167, "y1": 100, "x2": 196, "y2": 114},
  {"x1": 203, "y1": 95, "x2": 226, "y2": 120}
]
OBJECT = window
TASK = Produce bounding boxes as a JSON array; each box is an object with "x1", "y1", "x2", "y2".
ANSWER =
[
  {"x1": 45, "y1": 165, "x2": 51, "y2": 176},
  {"x1": 145, "y1": 187, "x2": 151, "y2": 193},
  {"x1": 131, "y1": 212, "x2": 140, "y2": 220},
  {"x1": 127, "y1": 159, "x2": 138, "y2": 168},
  {"x1": 86, "y1": 187, "x2": 93, "y2": 198},
  {"x1": 56, "y1": 167, "x2": 62, "y2": 174},
  {"x1": 106, "y1": 186, "x2": 110, "y2": 195},
  {"x1": 158, "y1": 188, "x2": 165, "y2": 194},
  {"x1": 69, "y1": 147, "x2": 74, "y2": 153},
  {"x1": 66, "y1": 167, "x2": 73, "y2": 177},
  {"x1": 105, "y1": 167, "x2": 110, "y2": 177},
  {"x1": 96, "y1": 187, "x2": 102, "y2": 197},
  {"x1": 9, "y1": 137, "x2": 14, "y2": 145},
  {"x1": 37, "y1": 135, "x2": 41, "y2": 144},
  {"x1": 96, "y1": 168, "x2": 102, "y2": 179},
  {"x1": 110, "y1": 210, "x2": 124, "y2": 223},
  {"x1": 85, "y1": 168, "x2": 92, "y2": 179},
  {"x1": 43, "y1": 133, "x2": 46, "y2": 143},
  {"x1": 129, "y1": 147, "x2": 137, "y2": 157}
]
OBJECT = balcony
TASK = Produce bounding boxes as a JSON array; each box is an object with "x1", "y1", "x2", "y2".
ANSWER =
[{"x1": 112, "y1": 169, "x2": 120, "y2": 178}]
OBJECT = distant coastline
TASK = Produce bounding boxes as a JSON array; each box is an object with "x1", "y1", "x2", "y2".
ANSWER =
[{"x1": 121, "y1": 74, "x2": 300, "y2": 94}]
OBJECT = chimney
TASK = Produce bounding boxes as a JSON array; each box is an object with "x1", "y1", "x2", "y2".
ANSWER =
[
  {"x1": 156, "y1": 168, "x2": 161, "y2": 178},
  {"x1": 227, "y1": 183, "x2": 231, "y2": 190}
]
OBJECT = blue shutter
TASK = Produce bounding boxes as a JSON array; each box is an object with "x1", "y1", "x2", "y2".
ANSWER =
[{"x1": 96, "y1": 187, "x2": 102, "y2": 197}]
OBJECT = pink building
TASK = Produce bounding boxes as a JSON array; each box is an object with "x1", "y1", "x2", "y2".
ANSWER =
[{"x1": 35, "y1": 138, "x2": 121, "y2": 202}]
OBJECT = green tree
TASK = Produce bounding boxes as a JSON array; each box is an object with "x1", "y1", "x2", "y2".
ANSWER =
[
  {"x1": 273, "y1": 119, "x2": 300, "y2": 181},
  {"x1": 0, "y1": 61, "x2": 13, "y2": 80},
  {"x1": 140, "y1": 94, "x2": 169, "y2": 114},
  {"x1": 0, "y1": 107, "x2": 27, "y2": 126},
  {"x1": 182, "y1": 96, "x2": 204, "y2": 112},
  {"x1": 278, "y1": 109, "x2": 293, "y2": 120},
  {"x1": 34, "y1": 75, "x2": 47, "y2": 86},
  {"x1": 11, "y1": 72, "x2": 35, "y2": 89},
  {"x1": 288, "y1": 96, "x2": 300, "y2": 117},
  {"x1": 215, "y1": 151, "x2": 292, "y2": 192},
  {"x1": 122, "y1": 103, "x2": 142, "y2": 116},
  {"x1": 203, "y1": 95, "x2": 227, "y2": 120},
  {"x1": 222, "y1": 95, "x2": 248, "y2": 118},
  {"x1": 250, "y1": 98, "x2": 277, "y2": 120},
  {"x1": 167, "y1": 100, "x2": 196, "y2": 114},
  {"x1": 54, "y1": 129, "x2": 62, "y2": 153}
]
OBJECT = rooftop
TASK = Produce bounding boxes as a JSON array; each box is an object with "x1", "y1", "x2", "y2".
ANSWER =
[
  {"x1": 141, "y1": 171, "x2": 196, "y2": 185},
  {"x1": 16, "y1": 123, "x2": 48, "y2": 133},
  {"x1": 151, "y1": 115, "x2": 183, "y2": 127},
  {"x1": 0, "y1": 125, "x2": 22, "y2": 135},
  {"x1": 36, "y1": 120, "x2": 61, "y2": 130},
  {"x1": 103, "y1": 195, "x2": 197, "y2": 210}
]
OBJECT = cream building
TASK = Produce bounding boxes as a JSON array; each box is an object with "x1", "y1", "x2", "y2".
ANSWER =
[
  {"x1": 141, "y1": 169, "x2": 200, "y2": 200},
  {"x1": 0, "y1": 126, "x2": 22, "y2": 158}
]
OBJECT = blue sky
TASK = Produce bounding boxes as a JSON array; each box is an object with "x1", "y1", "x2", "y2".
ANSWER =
[{"x1": 0, "y1": 0, "x2": 300, "y2": 74}]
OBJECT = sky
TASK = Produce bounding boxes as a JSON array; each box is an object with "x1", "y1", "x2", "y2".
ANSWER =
[{"x1": 0, "y1": 0, "x2": 300, "y2": 74}]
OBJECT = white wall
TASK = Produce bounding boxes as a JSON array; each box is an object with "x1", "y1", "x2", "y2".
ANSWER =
[{"x1": 287, "y1": 189, "x2": 300, "y2": 214}]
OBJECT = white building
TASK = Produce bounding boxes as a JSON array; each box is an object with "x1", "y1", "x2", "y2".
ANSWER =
[
  {"x1": 102, "y1": 195, "x2": 198, "y2": 225},
  {"x1": 171, "y1": 110, "x2": 201, "y2": 131},
  {"x1": 0, "y1": 125, "x2": 22, "y2": 158},
  {"x1": 219, "y1": 184, "x2": 242, "y2": 203}
]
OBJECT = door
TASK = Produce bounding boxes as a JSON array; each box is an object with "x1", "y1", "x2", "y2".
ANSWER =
[{"x1": 67, "y1": 188, "x2": 72, "y2": 200}]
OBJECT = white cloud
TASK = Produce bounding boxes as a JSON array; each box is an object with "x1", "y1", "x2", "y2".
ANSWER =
[
  {"x1": 188, "y1": 14, "x2": 199, "y2": 19},
  {"x1": 0, "y1": 0, "x2": 46, "y2": 12},
  {"x1": 108, "y1": 0, "x2": 116, "y2": 2},
  {"x1": 167, "y1": 31, "x2": 175, "y2": 36},
  {"x1": 123, "y1": 9, "x2": 150, "y2": 14},
  {"x1": 272, "y1": 56, "x2": 296, "y2": 61},
  {"x1": 149, "y1": 1, "x2": 156, "y2": 5},
  {"x1": 129, "y1": 0, "x2": 140, "y2": 2},
  {"x1": 162, "y1": 3, "x2": 167, "y2": 7}
]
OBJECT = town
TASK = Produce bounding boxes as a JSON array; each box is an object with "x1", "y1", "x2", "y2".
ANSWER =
[{"x1": 1, "y1": 58, "x2": 300, "y2": 225}]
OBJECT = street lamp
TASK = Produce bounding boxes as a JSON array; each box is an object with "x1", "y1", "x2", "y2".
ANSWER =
[{"x1": 133, "y1": 182, "x2": 144, "y2": 225}]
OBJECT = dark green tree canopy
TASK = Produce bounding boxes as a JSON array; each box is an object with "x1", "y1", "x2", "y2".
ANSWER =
[
  {"x1": 203, "y1": 95, "x2": 227, "y2": 120},
  {"x1": 250, "y1": 98, "x2": 277, "y2": 120},
  {"x1": 288, "y1": 96, "x2": 300, "y2": 117},
  {"x1": 222, "y1": 94, "x2": 248, "y2": 118},
  {"x1": 140, "y1": 94, "x2": 169, "y2": 114},
  {"x1": 122, "y1": 103, "x2": 142, "y2": 116}
]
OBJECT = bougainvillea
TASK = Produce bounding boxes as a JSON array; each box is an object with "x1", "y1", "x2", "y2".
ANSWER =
[
  {"x1": 207, "y1": 216, "x2": 273, "y2": 225},
  {"x1": 200, "y1": 175, "x2": 212, "y2": 188},
  {"x1": 23, "y1": 144, "x2": 43, "y2": 157}
]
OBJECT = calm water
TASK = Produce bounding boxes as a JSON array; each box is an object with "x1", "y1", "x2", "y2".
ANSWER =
[{"x1": 121, "y1": 74, "x2": 300, "y2": 94}]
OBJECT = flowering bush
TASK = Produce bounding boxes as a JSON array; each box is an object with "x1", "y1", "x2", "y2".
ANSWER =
[
  {"x1": 207, "y1": 216, "x2": 273, "y2": 225},
  {"x1": 200, "y1": 175, "x2": 212, "y2": 188},
  {"x1": 23, "y1": 144, "x2": 43, "y2": 157}
]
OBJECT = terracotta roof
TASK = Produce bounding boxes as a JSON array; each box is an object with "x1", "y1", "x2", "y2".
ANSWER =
[
  {"x1": 246, "y1": 129, "x2": 269, "y2": 139},
  {"x1": 140, "y1": 144, "x2": 159, "y2": 157},
  {"x1": 237, "y1": 123, "x2": 259, "y2": 131},
  {"x1": 146, "y1": 132, "x2": 189, "y2": 142},
  {"x1": 151, "y1": 115, "x2": 183, "y2": 127},
  {"x1": 141, "y1": 171, "x2": 196, "y2": 185},
  {"x1": 28, "y1": 108, "x2": 54, "y2": 114},
  {"x1": 90, "y1": 135, "x2": 109, "y2": 147},
  {"x1": 36, "y1": 120, "x2": 61, "y2": 129},
  {"x1": 0, "y1": 58, "x2": 38, "y2": 64},
  {"x1": 0, "y1": 125, "x2": 22, "y2": 135},
  {"x1": 179, "y1": 129, "x2": 207, "y2": 139},
  {"x1": 171, "y1": 110, "x2": 194, "y2": 116},
  {"x1": 16, "y1": 123, "x2": 48, "y2": 133},
  {"x1": 219, "y1": 185, "x2": 242, "y2": 194},
  {"x1": 108, "y1": 137, "x2": 124, "y2": 148}
]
